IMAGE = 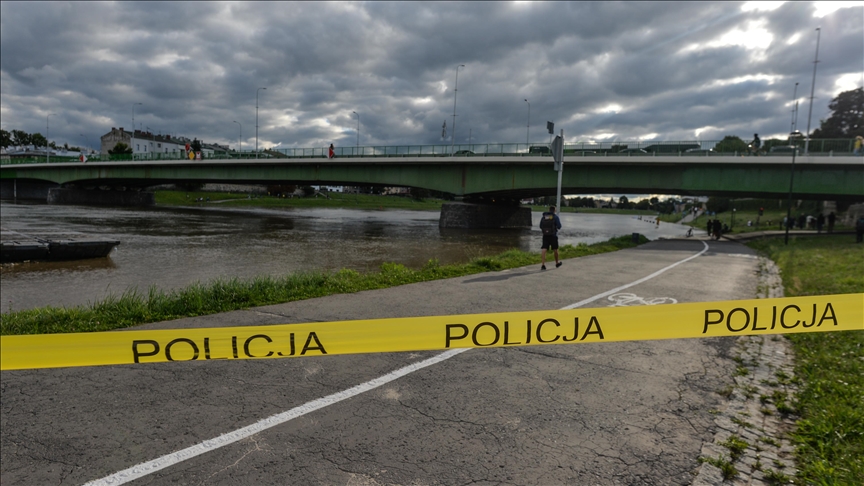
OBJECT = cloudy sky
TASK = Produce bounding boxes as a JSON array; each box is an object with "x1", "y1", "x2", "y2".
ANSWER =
[{"x1": 1, "y1": 1, "x2": 862, "y2": 152}]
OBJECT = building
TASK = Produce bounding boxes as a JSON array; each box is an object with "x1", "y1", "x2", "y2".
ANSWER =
[{"x1": 100, "y1": 128, "x2": 219, "y2": 158}]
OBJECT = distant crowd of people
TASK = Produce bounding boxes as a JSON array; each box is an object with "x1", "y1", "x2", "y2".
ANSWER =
[
  {"x1": 706, "y1": 219, "x2": 728, "y2": 240},
  {"x1": 781, "y1": 211, "x2": 835, "y2": 233}
]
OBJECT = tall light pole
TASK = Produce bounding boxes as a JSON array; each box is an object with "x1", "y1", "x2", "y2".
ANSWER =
[
  {"x1": 132, "y1": 102, "x2": 142, "y2": 155},
  {"x1": 804, "y1": 27, "x2": 820, "y2": 155},
  {"x1": 352, "y1": 111, "x2": 360, "y2": 155},
  {"x1": 256, "y1": 87, "x2": 266, "y2": 159},
  {"x1": 233, "y1": 121, "x2": 242, "y2": 158},
  {"x1": 524, "y1": 99, "x2": 530, "y2": 146},
  {"x1": 46, "y1": 113, "x2": 57, "y2": 163},
  {"x1": 79, "y1": 133, "x2": 91, "y2": 155},
  {"x1": 451, "y1": 64, "x2": 464, "y2": 156},
  {"x1": 785, "y1": 130, "x2": 802, "y2": 245},
  {"x1": 790, "y1": 82, "x2": 799, "y2": 135}
]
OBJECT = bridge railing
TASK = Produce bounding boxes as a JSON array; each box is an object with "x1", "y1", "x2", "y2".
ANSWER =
[{"x1": 2, "y1": 139, "x2": 860, "y2": 166}]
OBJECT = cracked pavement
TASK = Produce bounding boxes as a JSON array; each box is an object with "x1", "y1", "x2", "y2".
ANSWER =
[{"x1": 1, "y1": 239, "x2": 762, "y2": 485}]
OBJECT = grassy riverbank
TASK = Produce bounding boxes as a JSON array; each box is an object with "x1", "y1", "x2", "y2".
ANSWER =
[
  {"x1": 155, "y1": 190, "x2": 445, "y2": 210},
  {"x1": 0, "y1": 235, "x2": 647, "y2": 336},
  {"x1": 745, "y1": 235, "x2": 864, "y2": 485}
]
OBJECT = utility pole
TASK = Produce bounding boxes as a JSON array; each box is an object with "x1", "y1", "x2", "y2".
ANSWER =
[
  {"x1": 451, "y1": 64, "x2": 464, "y2": 156},
  {"x1": 46, "y1": 113, "x2": 57, "y2": 163},
  {"x1": 551, "y1": 129, "x2": 564, "y2": 211},
  {"x1": 804, "y1": 28, "x2": 820, "y2": 155},
  {"x1": 256, "y1": 87, "x2": 266, "y2": 159}
]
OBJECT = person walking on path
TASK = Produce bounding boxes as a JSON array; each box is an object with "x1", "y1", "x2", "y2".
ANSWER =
[
  {"x1": 328, "y1": 143, "x2": 335, "y2": 159},
  {"x1": 828, "y1": 211, "x2": 836, "y2": 233},
  {"x1": 539, "y1": 205, "x2": 562, "y2": 271},
  {"x1": 854, "y1": 135, "x2": 863, "y2": 155}
]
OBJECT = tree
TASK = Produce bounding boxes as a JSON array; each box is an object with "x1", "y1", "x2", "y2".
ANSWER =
[
  {"x1": 11, "y1": 129, "x2": 31, "y2": 146},
  {"x1": 190, "y1": 138, "x2": 203, "y2": 160},
  {"x1": 714, "y1": 135, "x2": 747, "y2": 153},
  {"x1": 109, "y1": 142, "x2": 133, "y2": 154},
  {"x1": 811, "y1": 87, "x2": 863, "y2": 138},
  {"x1": 706, "y1": 197, "x2": 731, "y2": 213},
  {"x1": 618, "y1": 195, "x2": 630, "y2": 209},
  {"x1": 0, "y1": 129, "x2": 10, "y2": 149},
  {"x1": 30, "y1": 132, "x2": 47, "y2": 148}
]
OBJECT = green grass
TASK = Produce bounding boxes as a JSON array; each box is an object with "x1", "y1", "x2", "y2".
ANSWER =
[
  {"x1": 745, "y1": 235, "x2": 864, "y2": 485},
  {"x1": 155, "y1": 190, "x2": 445, "y2": 211},
  {"x1": 0, "y1": 235, "x2": 648, "y2": 336},
  {"x1": 699, "y1": 455, "x2": 739, "y2": 480}
]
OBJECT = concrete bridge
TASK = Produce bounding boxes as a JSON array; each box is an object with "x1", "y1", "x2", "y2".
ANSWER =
[
  {"x1": 3, "y1": 154, "x2": 863, "y2": 199},
  {"x1": 2, "y1": 154, "x2": 862, "y2": 228}
]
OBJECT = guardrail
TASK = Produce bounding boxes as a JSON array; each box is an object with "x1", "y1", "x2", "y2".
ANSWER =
[{"x1": 2, "y1": 139, "x2": 860, "y2": 165}]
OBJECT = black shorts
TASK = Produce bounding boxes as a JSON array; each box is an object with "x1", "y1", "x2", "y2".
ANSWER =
[{"x1": 541, "y1": 235, "x2": 558, "y2": 250}]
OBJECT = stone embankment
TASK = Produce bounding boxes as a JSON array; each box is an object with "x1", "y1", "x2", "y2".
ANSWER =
[{"x1": 692, "y1": 257, "x2": 798, "y2": 486}]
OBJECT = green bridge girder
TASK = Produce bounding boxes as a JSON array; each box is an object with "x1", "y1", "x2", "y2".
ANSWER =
[{"x1": 2, "y1": 156, "x2": 862, "y2": 200}]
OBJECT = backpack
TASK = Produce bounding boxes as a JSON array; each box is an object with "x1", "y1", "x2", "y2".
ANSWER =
[{"x1": 540, "y1": 213, "x2": 556, "y2": 235}]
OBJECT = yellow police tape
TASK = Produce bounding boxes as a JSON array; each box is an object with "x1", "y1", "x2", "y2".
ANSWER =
[{"x1": 1, "y1": 294, "x2": 862, "y2": 370}]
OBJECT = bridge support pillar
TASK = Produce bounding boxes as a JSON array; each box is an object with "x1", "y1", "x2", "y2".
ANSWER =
[
  {"x1": 47, "y1": 188, "x2": 155, "y2": 206},
  {"x1": 0, "y1": 180, "x2": 59, "y2": 200},
  {"x1": 439, "y1": 202, "x2": 532, "y2": 229}
]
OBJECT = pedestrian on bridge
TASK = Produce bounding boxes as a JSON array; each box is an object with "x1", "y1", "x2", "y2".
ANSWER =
[
  {"x1": 749, "y1": 133, "x2": 761, "y2": 156},
  {"x1": 539, "y1": 205, "x2": 562, "y2": 271},
  {"x1": 328, "y1": 144, "x2": 335, "y2": 159}
]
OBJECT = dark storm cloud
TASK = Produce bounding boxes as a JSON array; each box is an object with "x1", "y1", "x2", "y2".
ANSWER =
[{"x1": 1, "y1": 1, "x2": 861, "y2": 152}]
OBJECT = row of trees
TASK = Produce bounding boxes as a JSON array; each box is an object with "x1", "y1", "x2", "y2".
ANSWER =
[
  {"x1": 0, "y1": 128, "x2": 85, "y2": 152},
  {"x1": 713, "y1": 87, "x2": 862, "y2": 152},
  {"x1": 544, "y1": 195, "x2": 681, "y2": 214}
]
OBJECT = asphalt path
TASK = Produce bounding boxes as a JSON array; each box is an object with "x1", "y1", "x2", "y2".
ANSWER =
[{"x1": 1, "y1": 238, "x2": 763, "y2": 485}]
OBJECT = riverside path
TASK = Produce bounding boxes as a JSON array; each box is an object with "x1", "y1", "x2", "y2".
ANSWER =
[{"x1": 2, "y1": 237, "x2": 773, "y2": 485}]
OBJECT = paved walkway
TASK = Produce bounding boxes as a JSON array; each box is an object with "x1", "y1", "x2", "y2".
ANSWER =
[{"x1": 0, "y1": 238, "x2": 803, "y2": 485}]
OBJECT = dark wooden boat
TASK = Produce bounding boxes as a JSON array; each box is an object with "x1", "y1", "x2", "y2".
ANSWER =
[
  {"x1": 45, "y1": 238, "x2": 121, "y2": 261},
  {"x1": 1, "y1": 240, "x2": 50, "y2": 263}
]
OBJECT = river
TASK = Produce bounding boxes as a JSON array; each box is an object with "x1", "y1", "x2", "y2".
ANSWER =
[{"x1": 1, "y1": 201, "x2": 697, "y2": 311}]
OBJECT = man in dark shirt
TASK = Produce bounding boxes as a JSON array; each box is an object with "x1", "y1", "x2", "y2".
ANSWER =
[{"x1": 539, "y1": 205, "x2": 563, "y2": 271}]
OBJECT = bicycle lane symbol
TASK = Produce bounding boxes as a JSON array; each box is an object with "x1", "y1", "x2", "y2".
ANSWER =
[{"x1": 607, "y1": 293, "x2": 678, "y2": 307}]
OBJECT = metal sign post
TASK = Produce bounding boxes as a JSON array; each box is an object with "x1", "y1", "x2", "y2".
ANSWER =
[{"x1": 551, "y1": 130, "x2": 564, "y2": 211}]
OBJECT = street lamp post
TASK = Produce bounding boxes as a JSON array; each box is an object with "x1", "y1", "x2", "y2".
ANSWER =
[
  {"x1": 132, "y1": 102, "x2": 142, "y2": 156},
  {"x1": 233, "y1": 121, "x2": 242, "y2": 158},
  {"x1": 256, "y1": 87, "x2": 266, "y2": 159},
  {"x1": 353, "y1": 111, "x2": 360, "y2": 156},
  {"x1": 46, "y1": 113, "x2": 57, "y2": 163},
  {"x1": 785, "y1": 131, "x2": 802, "y2": 245},
  {"x1": 804, "y1": 28, "x2": 820, "y2": 155},
  {"x1": 451, "y1": 64, "x2": 464, "y2": 156},
  {"x1": 789, "y1": 82, "x2": 799, "y2": 135},
  {"x1": 524, "y1": 99, "x2": 530, "y2": 147},
  {"x1": 79, "y1": 133, "x2": 92, "y2": 156}
]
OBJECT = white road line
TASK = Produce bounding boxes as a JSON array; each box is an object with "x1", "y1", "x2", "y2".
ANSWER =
[
  {"x1": 85, "y1": 240, "x2": 710, "y2": 485},
  {"x1": 561, "y1": 240, "x2": 709, "y2": 309}
]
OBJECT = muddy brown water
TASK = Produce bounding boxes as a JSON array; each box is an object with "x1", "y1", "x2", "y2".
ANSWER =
[{"x1": 1, "y1": 200, "x2": 696, "y2": 311}]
